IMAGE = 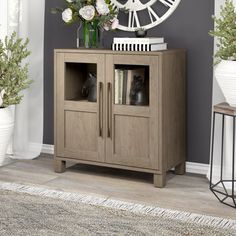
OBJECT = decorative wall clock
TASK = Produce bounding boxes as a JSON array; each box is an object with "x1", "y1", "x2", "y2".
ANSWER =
[{"x1": 110, "y1": 0, "x2": 181, "y2": 31}]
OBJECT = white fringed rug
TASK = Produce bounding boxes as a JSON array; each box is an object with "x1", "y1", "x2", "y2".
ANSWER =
[{"x1": 0, "y1": 181, "x2": 235, "y2": 236}]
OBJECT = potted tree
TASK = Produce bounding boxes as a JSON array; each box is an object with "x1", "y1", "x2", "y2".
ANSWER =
[
  {"x1": 0, "y1": 32, "x2": 31, "y2": 165},
  {"x1": 210, "y1": 0, "x2": 236, "y2": 107}
]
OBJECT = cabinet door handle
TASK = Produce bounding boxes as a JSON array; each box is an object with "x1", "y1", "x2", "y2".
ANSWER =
[
  {"x1": 107, "y1": 82, "x2": 112, "y2": 138},
  {"x1": 99, "y1": 82, "x2": 103, "y2": 137}
]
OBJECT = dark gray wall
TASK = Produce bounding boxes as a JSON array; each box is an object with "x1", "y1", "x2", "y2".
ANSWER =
[{"x1": 44, "y1": 0, "x2": 214, "y2": 164}]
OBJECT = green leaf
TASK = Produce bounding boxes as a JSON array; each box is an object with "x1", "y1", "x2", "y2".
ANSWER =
[
  {"x1": 210, "y1": 0, "x2": 236, "y2": 63},
  {"x1": 0, "y1": 32, "x2": 31, "y2": 107}
]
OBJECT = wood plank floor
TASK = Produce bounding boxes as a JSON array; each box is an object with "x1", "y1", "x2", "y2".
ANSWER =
[{"x1": 0, "y1": 154, "x2": 235, "y2": 220}]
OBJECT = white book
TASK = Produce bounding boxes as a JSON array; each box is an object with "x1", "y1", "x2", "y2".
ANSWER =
[
  {"x1": 113, "y1": 37, "x2": 164, "y2": 44},
  {"x1": 147, "y1": 43, "x2": 167, "y2": 51},
  {"x1": 126, "y1": 70, "x2": 133, "y2": 105},
  {"x1": 118, "y1": 70, "x2": 124, "y2": 104},
  {"x1": 114, "y1": 69, "x2": 119, "y2": 104},
  {"x1": 122, "y1": 70, "x2": 128, "y2": 104},
  {"x1": 112, "y1": 43, "x2": 167, "y2": 52}
]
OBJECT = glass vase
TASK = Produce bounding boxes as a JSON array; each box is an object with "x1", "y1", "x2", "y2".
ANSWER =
[
  {"x1": 83, "y1": 21, "x2": 100, "y2": 48},
  {"x1": 76, "y1": 22, "x2": 82, "y2": 48}
]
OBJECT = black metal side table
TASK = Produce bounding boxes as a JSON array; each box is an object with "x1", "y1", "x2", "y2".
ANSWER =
[{"x1": 210, "y1": 103, "x2": 236, "y2": 208}]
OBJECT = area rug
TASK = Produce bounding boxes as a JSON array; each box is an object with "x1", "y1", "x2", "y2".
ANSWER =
[{"x1": 0, "y1": 182, "x2": 235, "y2": 236}]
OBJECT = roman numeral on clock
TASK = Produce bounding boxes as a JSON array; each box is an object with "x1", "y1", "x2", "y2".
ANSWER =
[
  {"x1": 128, "y1": 10, "x2": 140, "y2": 28},
  {"x1": 159, "y1": 0, "x2": 175, "y2": 8},
  {"x1": 147, "y1": 6, "x2": 160, "y2": 23}
]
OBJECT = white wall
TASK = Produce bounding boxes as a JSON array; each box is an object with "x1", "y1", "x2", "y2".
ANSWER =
[
  {"x1": 211, "y1": 1, "x2": 225, "y2": 167},
  {"x1": 213, "y1": 1, "x2": 225, "y2": 105},
  {"x1": 210, "y1": 0, "x2": 236, "y2": 183},
  {"x1": 213, "y1": 1, "x2": 236, "y2": 104}
]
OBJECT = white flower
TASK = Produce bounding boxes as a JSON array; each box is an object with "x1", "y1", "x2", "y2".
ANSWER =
[
  {"x1": 111, "y1": 18, "x2": 119, "y2": 29},
  {"x1": 0, "y1": 89, "x2": 5, "y2": 107},
  {"x1": 103, "y1": 18, "x2": 119, "y2": 31},
  {"x1": 79, "y1": 5, "x2": 95, "y2": 21},
  {"x1": 66, "y1": 0, "x2": 73, "y2": 2},
  {"x1": 96, "y1": 0, "x2": 109, "y2": 15},
  {"x1": 62, "y1": 8, "x2": 73, "y2": 23}
]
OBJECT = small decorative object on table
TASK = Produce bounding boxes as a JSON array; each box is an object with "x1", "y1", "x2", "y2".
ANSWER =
[
  {"x1": 130, "y1": 75, "x2": 148, "y2": 106},
  {"x1": 52, "y1": 0, "x2": 119, "y2": 48},
  {"x1": 112, "y1": 37, "x2": 167, "y2": 52},
  {"x1": 81, "y1": 73, "x2": 97, "y2": 102},
  {"x1": 135, "y1": 28, "x2": 147, "y2": 38},
  {"x1": 0, "y1": 32, "x2": 31, "y2": 166},
  {"x1": 209, "y1": 0, "x2": 236, "y2": 107}
]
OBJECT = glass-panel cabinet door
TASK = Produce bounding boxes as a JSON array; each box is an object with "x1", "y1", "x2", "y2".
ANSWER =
[
  {"x1": 105, "y1": 54, "x2": 159, "y2": 170},
  {"x1": 113, "y1": 65, "x2": 149, "y2": 106},
  {"x1": 55, "y1": 52, "x2": 106, "y2": 163}
]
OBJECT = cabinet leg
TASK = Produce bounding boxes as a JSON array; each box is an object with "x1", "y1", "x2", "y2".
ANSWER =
[
  {"x1": 174, "y1": 162, "x2": 186, "y2": 175},
  {"x1": 54, "y1": 159, "x2": 66, "y2": 173},
  {"x1": 153, "y1": 173, "x2": 166, "y2": 188}
]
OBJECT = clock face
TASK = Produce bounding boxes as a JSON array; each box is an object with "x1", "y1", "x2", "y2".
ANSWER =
[{"x1": 110, "y1": 0, "x2": 181, "y2": 31}]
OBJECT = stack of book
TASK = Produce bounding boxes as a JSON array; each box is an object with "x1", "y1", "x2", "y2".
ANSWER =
[
  {"x1": 112, "y1": 37, "x2": 167, "y2": 52},
  {"x1": 114, "y1": 67, "x2": 145, "y2": 105}
]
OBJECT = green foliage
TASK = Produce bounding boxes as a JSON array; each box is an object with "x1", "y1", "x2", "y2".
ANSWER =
[
  {"x1": 0, "y1": 32, "x2": 31, "y2": 108},
  {"x1": 209, "y1": 0, "x2": 236, "y2": 63}
]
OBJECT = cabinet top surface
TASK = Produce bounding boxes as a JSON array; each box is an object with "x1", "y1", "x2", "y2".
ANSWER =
[
  {"x1": 54, "y1": 48, "x2": 186, "y2": 55},
  {"x1": 214, "y1": 103, "x2": 236, "y2": 116}
]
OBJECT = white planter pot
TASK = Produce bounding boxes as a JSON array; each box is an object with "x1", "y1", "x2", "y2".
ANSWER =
[
  {"x1": 215, "y1": 60, "x2": 236, "y2": 107},
  {"x1": 0, "y1": 107, "x2": 14, "y2": 166}
]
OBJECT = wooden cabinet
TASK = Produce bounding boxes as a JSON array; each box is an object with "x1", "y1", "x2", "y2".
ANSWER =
[{"x1": 54, "y1": 49, "x2": 186, "y2": 187}]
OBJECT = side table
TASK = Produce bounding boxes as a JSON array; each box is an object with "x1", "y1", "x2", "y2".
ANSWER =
[{"x1": 210, "y1": 103, "x2": 236, "y2": 208}]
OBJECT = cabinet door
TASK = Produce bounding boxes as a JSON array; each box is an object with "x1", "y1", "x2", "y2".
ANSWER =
[
  {"x1": 55, "y1": 52, "x2": 106, "y2": 162},
  {"x1": 105, "y1": 54, "x2": 159, "y2": 170}
]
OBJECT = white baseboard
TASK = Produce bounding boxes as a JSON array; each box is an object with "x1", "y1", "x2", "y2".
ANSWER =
[
  {"x1": 186, "y1": 161, "x2": 209, "y2": 175},
  {"x1": 42, "y1": 144, "x2": 54, "y2": 155},
  {"x1": 42, "y1": 144, "x2": 209, "y2": 176}
]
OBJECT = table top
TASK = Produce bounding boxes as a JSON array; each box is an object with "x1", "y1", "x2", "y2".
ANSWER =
[{"x1": 214, "y1": 103, "x2": 236, "y2": 116}]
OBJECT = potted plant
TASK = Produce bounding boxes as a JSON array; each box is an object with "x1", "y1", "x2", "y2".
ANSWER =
[
  {"x1": 52, "y1": 0, "x2": 119, "y2": 48},
  {"x1": 209, "y1": 0, "x2": 236, "y2": 107},
  {"x1": 0, "y1": 32, "x2": 31, "y2": 165}
]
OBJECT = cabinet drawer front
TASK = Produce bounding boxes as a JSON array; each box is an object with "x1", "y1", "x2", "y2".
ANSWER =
[
  {"x1": 65, "y1": 111, "x2": 98, "y2": 152},
  {"x1": 113, "y1": 115, "x2": 151, "y2": 168}
]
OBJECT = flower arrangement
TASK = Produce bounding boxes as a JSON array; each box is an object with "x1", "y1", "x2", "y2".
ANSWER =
[
  {"x1": 52, "y1": 0, "x2": 119, "y2": 48},
  {"x1": 209, "y1": 0, "x2": 236, "y2": 63},
  {"x1": 0, "y1": 32, "x2": 31, "y2": 108}
]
